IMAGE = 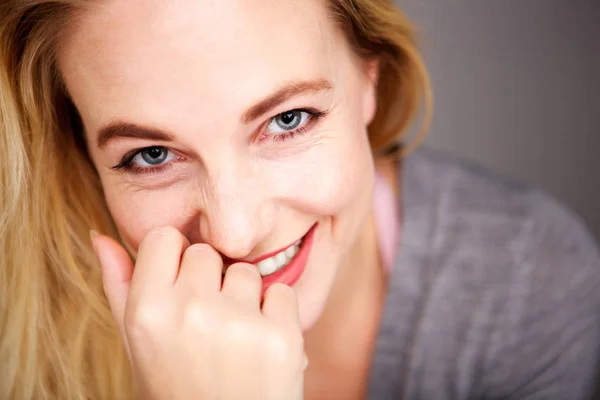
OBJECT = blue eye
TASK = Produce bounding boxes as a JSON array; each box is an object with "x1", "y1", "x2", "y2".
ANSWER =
[
  {"x1": 267, "y1": 110, "x2": 310, "y2": 134},
  {"x1": 138, "y1": 146, "x2": 169, "y2": 166},
  {"x1": 112, "y1": 146, "x2": 177, "y2": 172}
]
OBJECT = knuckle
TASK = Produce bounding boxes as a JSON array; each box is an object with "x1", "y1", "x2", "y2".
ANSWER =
[
  {"x1": 182, "y1": 301, "x2": 213, "y2": 332},
  {"x1": 183, "y1": 243, "x2": 221, "y2": 264},
  {"x1": 261, "y1": 327, "x2": 302, "y2": 362},
  {"x1": 226, "y1": 262, "x2": 261, "y2": 281},
  {"x1": 144, "y1": 226, "x2": 183, "y2": 246},
  {"x1": 283, "y1": 327, "x2": 304, "y2": 353},
  {"x1": 286, "y1": 327, "x2": 304, "y2": 349},
  {"x1": 266, "y1": 282, "x2": 295, "y2": 297},
  {"x1": 221, "y1": 318, "x2": 255, "y2": 342},
  {"x1": 264, "y1": 283, "x2": 297, "y2": 305},
  {"x1": 218, "y1": 316, "x2": 263, "y2": 350},
  {"x1": 125, "y1": 302, "x2": 166, "y2": 337}
]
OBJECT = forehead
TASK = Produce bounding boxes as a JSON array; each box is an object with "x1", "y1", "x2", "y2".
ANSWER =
[{"x1": 59, "y1": 0, "x2": 344, "y2": 133}]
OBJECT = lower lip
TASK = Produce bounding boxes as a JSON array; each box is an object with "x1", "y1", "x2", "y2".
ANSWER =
[{"x1": 261, "y1": 223, "x2": 317, "y2": 295}]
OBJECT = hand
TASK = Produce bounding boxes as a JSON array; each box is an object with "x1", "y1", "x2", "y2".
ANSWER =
[{"x1": 91, "y1": 226, "x2": 306, "y2": 400}]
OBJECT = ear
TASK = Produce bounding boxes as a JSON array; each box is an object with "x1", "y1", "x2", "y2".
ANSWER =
[{"x1": 362, "y1": 57, "x2": 380, "y2": 126}]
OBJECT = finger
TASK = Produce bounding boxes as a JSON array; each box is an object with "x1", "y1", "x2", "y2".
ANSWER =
[
  {"x1": 261, "y1": 283, "x2": 301, "y2": 330},
  {"x1": 130, "y1": 226, "x2": 190, "y2": 298},
  {"x1": 221, "y1": 263, "x2": 262, "y2": 311},
  {"x1": 91, "y1": 231, "x2": 133, "y2": 352},
  {"x1": 176, "y1": 243, "x2": 223, "y2": 295}
]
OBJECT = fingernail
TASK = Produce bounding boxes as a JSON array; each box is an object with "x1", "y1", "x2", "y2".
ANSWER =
[{"x1": 302, "y1": 354, "x2": 309, "y2": 370}]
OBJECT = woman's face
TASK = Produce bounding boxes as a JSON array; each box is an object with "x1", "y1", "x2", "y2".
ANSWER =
[{"x1": 59, "y1": 0, "x2": 378, "y2": 331}]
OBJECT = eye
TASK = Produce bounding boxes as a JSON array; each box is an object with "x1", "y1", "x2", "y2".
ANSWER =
[
  {"x1": 130, "y1": 146, "x2": 174, "y2": 167},
  {"x1": 266, "y1": 110, "x2": 310, "y2": 134},
  {"x1": 110, "y1": 145, "x2": 183, "y2": 175}
]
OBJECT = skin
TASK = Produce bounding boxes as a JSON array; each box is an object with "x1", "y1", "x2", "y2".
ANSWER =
[{"x1": 59, "y1": 0, "x2": 399, "y2": 397}]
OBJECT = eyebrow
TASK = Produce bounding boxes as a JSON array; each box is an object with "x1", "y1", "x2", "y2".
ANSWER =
[
  {"x1": 95, "y1": 78, "x2": 333, "y2": 149},
  {"x1": 96, "y1": 123, "x2": 174, "y2": 149},
  {"x1": 241, "y1": 78, "x2": 333, "y2": 123}
]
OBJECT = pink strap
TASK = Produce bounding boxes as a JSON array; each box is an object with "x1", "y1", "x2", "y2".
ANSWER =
[{"x1": 373, "y1": 171, "x2": 400, "y2": 274}]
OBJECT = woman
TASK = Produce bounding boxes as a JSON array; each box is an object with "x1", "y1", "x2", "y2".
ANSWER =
[{"x1": 1, "y1": 0, "x2": 599, "y2": 398}]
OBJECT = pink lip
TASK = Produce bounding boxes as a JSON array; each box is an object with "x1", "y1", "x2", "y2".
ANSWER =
[
  {"x1": 260, "y1": 222, "x2": 318, "y2": 295},
  {"x1": 223, "y1": 225, "x2": 313, "y2": 265},
  {"x1": 244, "y1": 238, "x2": 303, "y2": 265}
]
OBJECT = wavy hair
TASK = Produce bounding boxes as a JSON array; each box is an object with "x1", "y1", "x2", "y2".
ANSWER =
[{"x1": 0, "y1": 1, "x2": 431, "y2": 398}]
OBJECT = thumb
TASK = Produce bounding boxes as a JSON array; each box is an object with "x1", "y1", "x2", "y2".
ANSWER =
[{"x1": 90, "y1": 231, "x2": 134, "y2": 345}]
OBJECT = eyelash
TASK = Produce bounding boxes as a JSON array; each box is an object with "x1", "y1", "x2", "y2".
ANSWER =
[{"x1": 111, "y1": 108, "x2": 328, "y2": 175}]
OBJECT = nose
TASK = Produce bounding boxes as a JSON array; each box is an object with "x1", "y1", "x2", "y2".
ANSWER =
[{"x1": 198, "y1": 166, "x2": 269, "y2": 261}]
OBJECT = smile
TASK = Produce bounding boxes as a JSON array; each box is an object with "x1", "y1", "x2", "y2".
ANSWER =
[
  {"x1": 222, "y1": 223, "x2": 318, "y2": 291},
  {"x1": 254, "y1": 238, "x2": 303, "y2": 276}
]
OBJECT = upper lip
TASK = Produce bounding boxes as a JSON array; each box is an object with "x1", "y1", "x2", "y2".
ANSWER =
[{"x1": 223, "y1": 226, "x2": 312, "y2": 265}]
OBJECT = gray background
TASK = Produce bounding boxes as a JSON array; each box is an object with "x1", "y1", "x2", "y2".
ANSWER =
[{"x1": 396, "y1": 0, "x2": 600, "y2": 240}]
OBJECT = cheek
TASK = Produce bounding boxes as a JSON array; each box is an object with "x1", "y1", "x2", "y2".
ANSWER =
[
  {"x1": 302, "y1": 157, "x2": 369, "y2": 215},
  {"x1": 275, "y1": 124, "x2": 374, "y2": 219},
  {"x1": 102, "y1": 183, "x2": 192, "y2": 250},
  {"x1": 269, "y1": 93, "x2": 375, "y2": 224}
]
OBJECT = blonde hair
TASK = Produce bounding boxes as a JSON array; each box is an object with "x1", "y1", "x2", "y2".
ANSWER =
[{"x1": 0, "y1": 1, "x2": 430, "y2": 398}]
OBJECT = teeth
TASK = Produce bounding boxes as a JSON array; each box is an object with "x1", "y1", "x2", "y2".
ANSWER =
[
  {"x1": 284, "y1": 246, "x2": 297, "y2": 258},
  {"x1": 256, "y1": 241, "x2": 302, "y2": 277},
  {"x1": 257, "y1": 257, "x2": 278, "y2": 276},
  {"x1": 274, "y1": 253, "x2": 288, "y2": 268}
]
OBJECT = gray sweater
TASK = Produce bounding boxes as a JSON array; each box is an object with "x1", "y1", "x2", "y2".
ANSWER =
[{"x1": 367, "y1": 148, "x2": 600, "y2": 399}]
